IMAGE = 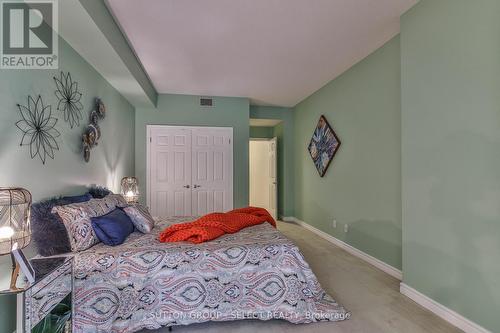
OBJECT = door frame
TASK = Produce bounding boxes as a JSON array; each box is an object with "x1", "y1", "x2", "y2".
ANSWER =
[
  {"x1": 249, "y1": 137, "x2": 278, "y2": 219},
  {"x1": 146, "y1": 125, "x2": 234, "y2": 212}
]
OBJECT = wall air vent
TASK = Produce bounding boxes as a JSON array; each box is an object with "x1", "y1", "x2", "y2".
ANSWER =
[{"x1": 200, "y1": 97, "x2": 214, "y2": 107}]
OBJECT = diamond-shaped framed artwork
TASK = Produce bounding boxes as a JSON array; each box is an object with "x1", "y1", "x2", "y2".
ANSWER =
[{"x1": 307, "y1": 115, "x2": 341, "y2": 177}]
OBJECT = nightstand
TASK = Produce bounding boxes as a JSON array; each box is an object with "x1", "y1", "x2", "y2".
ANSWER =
[{"x1": 0, "y1": 256, "x2": 73, "y2": 333}]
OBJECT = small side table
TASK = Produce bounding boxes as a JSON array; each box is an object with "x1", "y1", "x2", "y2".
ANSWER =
[{"x1": 0, "y1": 256, "x2": 73, "y2": 333}]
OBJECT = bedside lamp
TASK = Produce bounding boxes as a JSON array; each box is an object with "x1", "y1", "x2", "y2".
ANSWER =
[
  {"x1": 0, "y1": 188, "x2": 32, "y2": 288},
  {"x1": 121, "y1": 177, "x2": 139, "y2": 204}
]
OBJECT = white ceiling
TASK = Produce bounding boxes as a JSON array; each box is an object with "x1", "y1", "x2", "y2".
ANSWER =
[{"x1": 106, "y1": 0, "x2": 417, "y2": 107}]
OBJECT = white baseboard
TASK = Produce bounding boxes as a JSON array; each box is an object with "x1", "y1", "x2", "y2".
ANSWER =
[
  {"x1": 280, "y1": 217, "x2": 489, "y2": 333},
  {"x1": 400, "y1": 283, "x2": 491, "y2": 333},
  {"x1": 281, "y1": 216, "x2": 403, "y2": 280}
]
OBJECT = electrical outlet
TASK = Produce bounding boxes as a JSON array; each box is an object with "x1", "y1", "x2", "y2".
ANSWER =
[
  {"x1": 344, "y1": 224, "x2": 349, "y2": 233},
  {"x1": 333, "y1": 219, "x2": 337, "y2": 228}
]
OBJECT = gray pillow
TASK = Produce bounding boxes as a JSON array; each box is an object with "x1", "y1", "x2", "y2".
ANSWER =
[
  {"x1": 31, "y1": 194, "x2": 91, "y2": 256},
  {"x1": 123, "y1": 204, "x2": 155, "y2": 233}
]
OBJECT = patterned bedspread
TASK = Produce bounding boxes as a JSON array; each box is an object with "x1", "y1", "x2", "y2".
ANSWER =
[{"x1": 73, "y1": 217, "x2": 350, "y2": 333}]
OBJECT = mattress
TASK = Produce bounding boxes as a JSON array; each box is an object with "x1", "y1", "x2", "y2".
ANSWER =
[{"x1": 72, "y1": 217, "x2": 349, "y2": 332}]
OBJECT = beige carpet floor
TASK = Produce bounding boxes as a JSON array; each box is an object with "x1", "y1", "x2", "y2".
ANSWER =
[{"x1": 142, "y1": 221, "x2": 462, "y2": 333}]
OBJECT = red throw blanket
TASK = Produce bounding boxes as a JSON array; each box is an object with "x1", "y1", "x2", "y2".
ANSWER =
[{"x1": 159, "y1": 207, "x2": 276, "y2": 243}]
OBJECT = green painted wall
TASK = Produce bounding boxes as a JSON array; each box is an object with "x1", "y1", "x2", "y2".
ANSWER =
[
  {"x1": 401, "y1": 1, "x2": 500, "y2": 331},
  {"x1": 250, "y1": 106, "x2": 294, "y2": 217},
  {"x1": 0, "y1": 38, "x2": 135, "y2": 333},
  {"x1": 250, "y1": 126, "x2": 274, "y2": 138},
  {"x1": 293, "y1": 36, "x2": 402, "y2": 269},
  {"x1": 135, "y1": 94, "x2": 250, "y2": 208}
]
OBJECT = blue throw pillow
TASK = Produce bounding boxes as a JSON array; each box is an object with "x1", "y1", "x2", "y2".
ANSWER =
[
  {"x1": 62, "y1": 193, "x2": 92, "y2": 204},
  {"x1": 91, "y1": 209, "x2": 134, "y2": 246}
]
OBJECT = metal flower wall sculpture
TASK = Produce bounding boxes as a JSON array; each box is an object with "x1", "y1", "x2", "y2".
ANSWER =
[
  {"x1": 54, "y1": 71, "x2": 83, "y2": 129},
  {"x1": 16, "y1": 95, "x2": 60, "y2": 165}
]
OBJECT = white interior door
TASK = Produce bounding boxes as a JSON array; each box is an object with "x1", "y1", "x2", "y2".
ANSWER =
[
  {"x1": 149, "y1": 127, "x2": 192, "y2": 217},
  {"x1": 191, "y1": 128, "x2": 233, "y2": 215},
  {"x1": 148, "y1": 126, "x2": 233, "y2": 217},
  {"x1": 249, "y1": 138, "x2": 278, "y2": 219}
]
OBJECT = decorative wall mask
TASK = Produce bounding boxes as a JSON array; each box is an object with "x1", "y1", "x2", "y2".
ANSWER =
[
  {"x1": 89, "y1": 110, "x2": 99, "y2": 126},
  {"x1": 307, "y1": 115, "x2": 341, "y2": 177},
  {"x1": 89, "y1": 110, "x2": 102, "y2": 140},
  {"x1": 16, "y1": 95, "x2": 60, "y2": 165},
  {"x1": 82, "y1": 98, "x2": 105, "y2": 163},
  {"x1": 82, "y1": 124, "x2": 97, "y2": 163},
  {"x1": 83, "y1": 144, "x2": 90, "y2": 163},
  {"x1": 54, "y1": 71, "x2": 83, "y2": 129},
  {"x1": 96, "y1": 98, "x2": 106, "y2": 119}
]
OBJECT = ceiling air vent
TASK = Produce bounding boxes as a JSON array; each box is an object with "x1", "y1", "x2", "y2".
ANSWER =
[{"x1": 200, "y1": 97, "x2": 214, "y2": 107}]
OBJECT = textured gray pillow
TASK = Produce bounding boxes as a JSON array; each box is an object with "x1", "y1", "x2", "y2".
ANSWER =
[
  {"x1": 123, "y1": 205, "x2": 155, "y2": 233},
  {"x1": 31, "y1": 198, "x2": 73, "y2": 256}
]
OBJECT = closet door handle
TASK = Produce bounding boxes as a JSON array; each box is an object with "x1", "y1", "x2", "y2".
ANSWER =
[
  {"x1": 183, "y1": 185, "x2": 190, "y2": 189},
  {"x1": 194, "y1": 185, "x2": 201, "y2": 188}
]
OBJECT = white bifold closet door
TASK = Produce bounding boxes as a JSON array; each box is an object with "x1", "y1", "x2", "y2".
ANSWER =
[
  {"x1": 148, "y1": 126, "x2": 233, "y2": 217},
  {"x1": 191, "y1": 128, "x2": 233, "y2": 216}
]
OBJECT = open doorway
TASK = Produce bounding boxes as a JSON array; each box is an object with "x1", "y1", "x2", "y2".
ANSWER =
[
  {"x1": 249, "y1": 138, "x2": 277, "y2": 219},
  {"x1": 249, "y1": 118, "x2": 282, "y2": 220}
]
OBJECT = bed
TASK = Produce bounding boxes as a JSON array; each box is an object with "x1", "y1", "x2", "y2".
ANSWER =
[{"x1": 71, "y1": 216, "x2": 350, "y2": 333}]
